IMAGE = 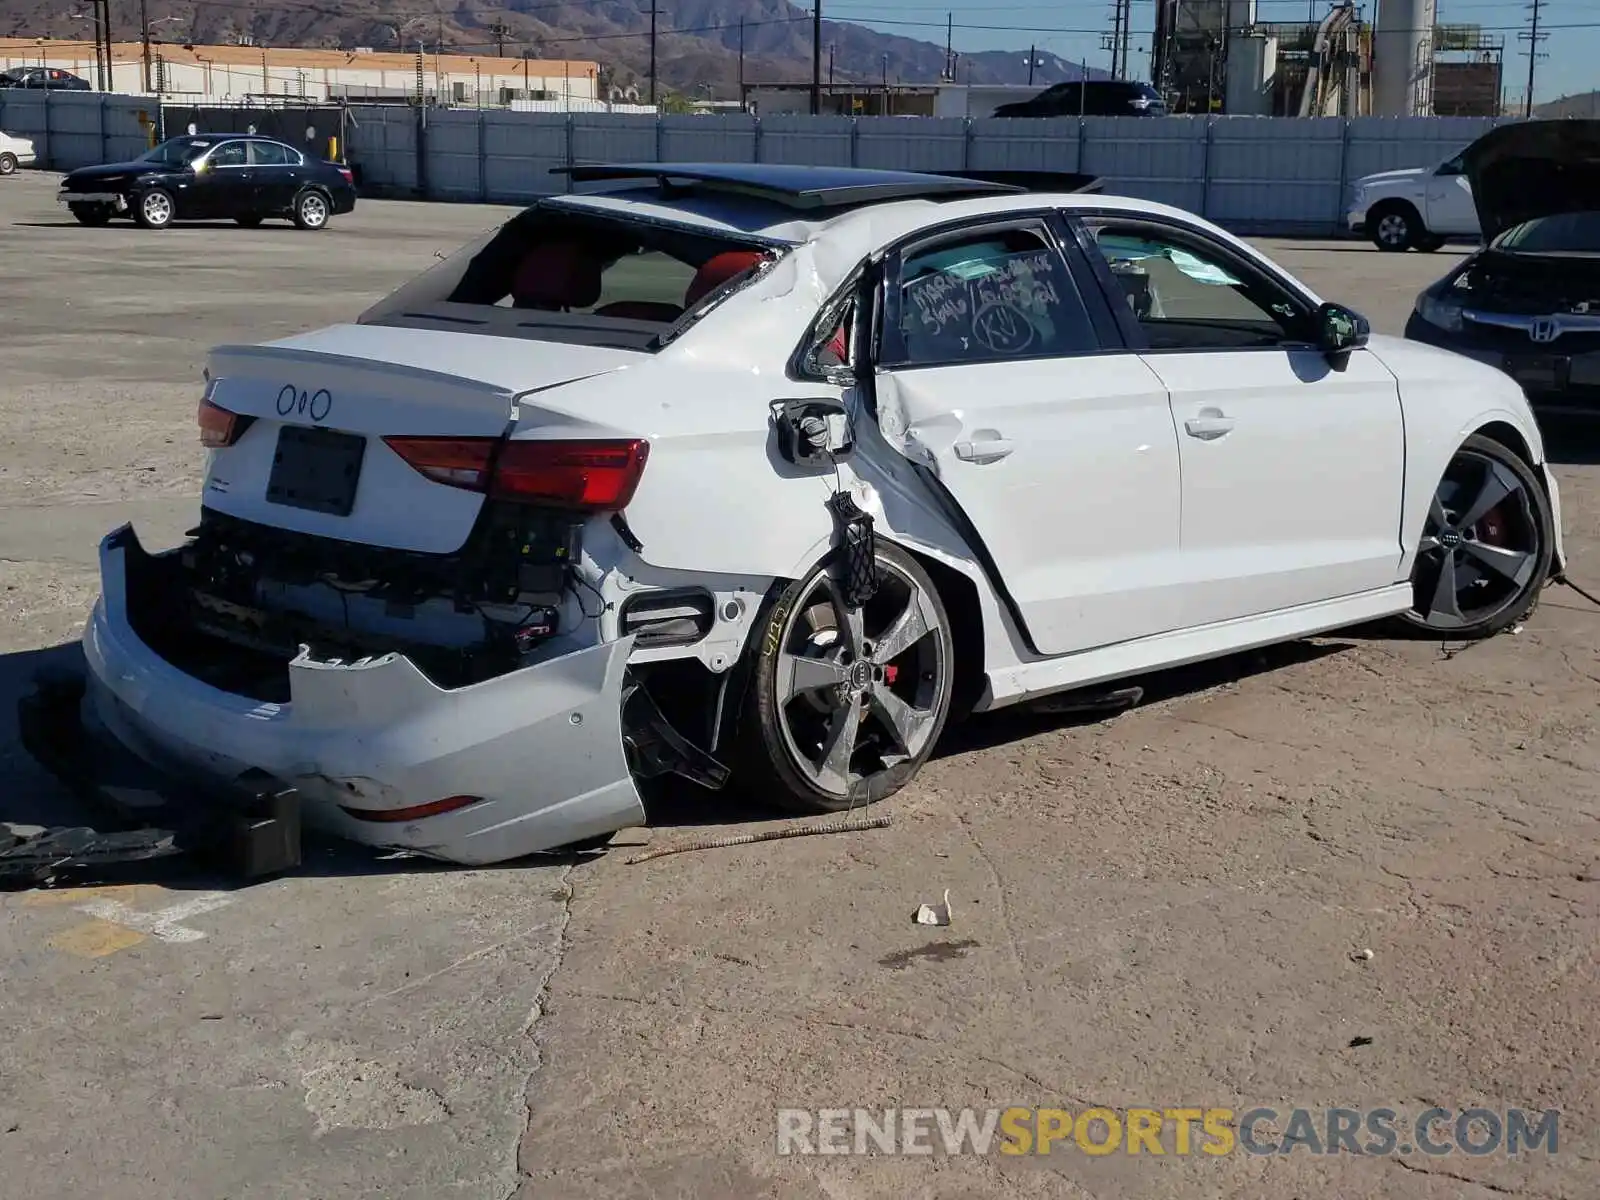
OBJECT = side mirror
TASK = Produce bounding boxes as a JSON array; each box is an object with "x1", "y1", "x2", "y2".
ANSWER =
[{"x1": 1315, "y1": 302, "x2": 1370, "y2": 357}]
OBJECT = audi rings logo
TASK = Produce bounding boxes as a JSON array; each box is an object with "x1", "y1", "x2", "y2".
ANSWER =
[{"x1": 277, "y1": 384, "x2": 333, "y2": 423}]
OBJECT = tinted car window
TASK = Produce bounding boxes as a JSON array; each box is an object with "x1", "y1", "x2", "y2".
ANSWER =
[
  {"x1": 249, "y1": 141, "x2": 294, "y2": 166},
  {"x1": 1495, "y1": 211, "x2": 1600, "y2": 253},
  {"x1": 209, "y1": 141, "x2": 249, "y2": 167},
  {"x1": 889, "y1": 226, "x2": 1099, "y2": 366}
]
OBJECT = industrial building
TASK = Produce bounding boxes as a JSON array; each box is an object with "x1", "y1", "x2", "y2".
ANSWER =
[
  {"x1": 1151, "y1": 0, "x2": 1505, "y2": 117},
  {"x1": 740, "y1": 82, "x2": 1046, "y2": 119},
  {"x1": 0, "y1": 38, "x2": 600, "y2": 108}
]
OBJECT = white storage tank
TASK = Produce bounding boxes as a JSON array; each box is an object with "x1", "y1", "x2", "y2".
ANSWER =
[{"x1": 1373, "y1": 0, "x2": 1437, "y2": 116}]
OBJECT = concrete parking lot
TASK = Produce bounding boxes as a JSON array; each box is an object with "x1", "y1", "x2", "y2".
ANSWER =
[{"x1": 1, "y1": 169, "x2": 1595, "y2": 1199}]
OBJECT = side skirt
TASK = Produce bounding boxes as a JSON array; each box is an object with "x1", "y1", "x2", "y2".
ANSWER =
[{"x1": 978, "y1": 584, "x2": 1413, "y2": 711}]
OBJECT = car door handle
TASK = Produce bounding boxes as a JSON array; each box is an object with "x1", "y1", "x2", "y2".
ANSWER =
[
  {"x1": 953, "y1": 438, "x2": 1014, "y2": 463},
  {"x1": 1184, "y1": 411, "x2": 1235, "y2": 440}
]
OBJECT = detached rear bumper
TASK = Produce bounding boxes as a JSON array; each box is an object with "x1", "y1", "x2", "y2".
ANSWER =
[{"x1": 60, "y1": 525, "x2": 646, "y2": 866}]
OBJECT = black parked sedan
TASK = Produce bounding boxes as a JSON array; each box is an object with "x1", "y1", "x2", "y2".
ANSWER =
[
  {"x1": 1405, "y1": 119, "x2": 1600, "y2": 418},
  {"x1": 57, "y1": 133, "x2": 357, "y2": 230}
]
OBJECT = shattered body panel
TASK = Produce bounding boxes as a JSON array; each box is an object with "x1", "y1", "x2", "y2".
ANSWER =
[{"x1": 83, "y1": 527, "x2": 645, "y2": 865}]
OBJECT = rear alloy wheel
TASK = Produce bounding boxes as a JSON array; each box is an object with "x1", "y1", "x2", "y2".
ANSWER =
[
  {"x1": 740, "y1": 542, "x2": 955, "y2": 814},
  {"x1": 0, "y1": 152, "x2": 17, "y2": 176},
  {"x1": 293, "y1": 190, "x2": 329, "y2": 230},
  {"x1": 134, "y1": 188, "x2": 174, "y2": 229},
  {"x1": 1400, "y1": 434, "x2": 1553, "y2": 638},
  {"x1": 69, "y1": 202, "x2": 112, "y2": 226},
  {"x1": 1370, "y1": 202, "x2": 1418, "y2": 252}
]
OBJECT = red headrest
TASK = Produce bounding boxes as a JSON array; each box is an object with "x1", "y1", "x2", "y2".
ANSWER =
[
  {"x1": 684, "y1": 250, "x2": 764, "y2": 308},
  {"x1": 512, "y1": 242, "x2": 604, "y2": 310}
]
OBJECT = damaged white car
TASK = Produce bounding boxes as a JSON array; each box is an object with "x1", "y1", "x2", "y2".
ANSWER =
[{"x1": 21, "y1": 163, "x2": 1566, "y2": 871}]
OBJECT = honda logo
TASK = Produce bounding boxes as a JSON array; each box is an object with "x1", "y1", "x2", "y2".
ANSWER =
[{"x1": 1529, "y1": 318, "x2": 1561, "y2": 344}]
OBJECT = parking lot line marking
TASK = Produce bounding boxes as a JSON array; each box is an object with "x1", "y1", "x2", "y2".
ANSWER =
[
  {"x1": 73, "y1": 892, "x2": 235, "y2": 944},
  {"x1": 48, "y1": 919, "x2": 148, "y2": 958},
  {"x1": 23, "y1": 883, "x2": 167, "y2": 909}
]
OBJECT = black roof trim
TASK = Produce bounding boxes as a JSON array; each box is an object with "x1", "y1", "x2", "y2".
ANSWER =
[{"x1": 551, "y1": 162, "x2": 1035, "y2": 210}]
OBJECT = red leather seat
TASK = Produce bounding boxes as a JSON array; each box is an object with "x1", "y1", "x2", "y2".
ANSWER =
[
  {"x1": 684, "y1": 250, "x2": 765, "y2": 308},
  {"x1": 511, "y1": 243, "x2": 604, "y2": 310}
]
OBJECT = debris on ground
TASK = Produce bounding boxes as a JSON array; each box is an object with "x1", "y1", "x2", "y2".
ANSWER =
[
  {"x1": 914, "y1": 888, "x2": 953, "y2": 927},
  {"x1": 624, "y1": 814, "x2": 892, "y2": 865},
  {"x1": 1351, "y1": 947, "x2": 1375, "y2": 962}
]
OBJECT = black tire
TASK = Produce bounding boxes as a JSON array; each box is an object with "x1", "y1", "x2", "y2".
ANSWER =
[
  {"x1": 0, "y1": 152, "x2": 17, "y2": 176},
  {"x1": 737, "y1": 540, "x2": 956, "y2": 814},
  {"x1": 1397, "y1": 433, "x2": 1553, "y2": 639},
  {"x1": 1369, "y1": 201, "x2": 1420, "y2": 252},
  {"x1": 1413, "y1": 232, "x2": 1445, "y2": 252},
  {"x1": 234, "y1": 214, "x2": 264, "y2": 227},
  {"x1": 69, "y1": 202, "x2": 112, "y2": 226},
  {"x1": 133, "y1": 187, "x2": 175, "y2": 229},
  {"x1": 292, "y1": 188, "x2": 331, "y2": 230}
]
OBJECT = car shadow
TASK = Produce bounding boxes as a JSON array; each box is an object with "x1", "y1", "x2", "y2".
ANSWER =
[
  {"x1": 2, "y1": 635, "x2": 1355, "y2": 889},
  {"x1": 1537, "y1": 418, "x2": 1600, "y2": 466}
]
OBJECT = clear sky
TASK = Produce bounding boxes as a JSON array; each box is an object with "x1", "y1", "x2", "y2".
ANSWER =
[{"x1": 822, "y1": 0, "x2": 1596, "y2": 104}]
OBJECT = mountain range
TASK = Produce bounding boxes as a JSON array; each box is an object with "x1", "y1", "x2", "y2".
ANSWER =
[{"x1": 0, "y1": 0, "x2": 1104, "y2": 98}]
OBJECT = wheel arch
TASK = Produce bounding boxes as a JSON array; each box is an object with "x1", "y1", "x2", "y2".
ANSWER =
[{"x1": 896, "y1": 543, "x2": 986, "y2": 723}]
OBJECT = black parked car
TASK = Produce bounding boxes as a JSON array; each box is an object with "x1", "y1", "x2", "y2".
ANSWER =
[
  {"x1": 57, "y1": 133, "x2": 358, "y2": 230},
  {"x1": 0, "y1": 66, "x2": 91, "y2": 90},
  {"x1": 992, "y1": 79, "x2": 1168, "y2": 118},
  {"x1": 1405, "y1": 119, "x2": 1600, "y2": 418}
]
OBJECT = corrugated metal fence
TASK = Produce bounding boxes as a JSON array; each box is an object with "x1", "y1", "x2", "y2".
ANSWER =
[
  {"x1": 0, "y1": 90, "x2": 1516, "y2": 235},
  {"x1": 0, "y1": 90, "x2": 155, "y2": 169},
  {"x1": 344, "y1": 106, "x2": 1513, "y2": 234}
]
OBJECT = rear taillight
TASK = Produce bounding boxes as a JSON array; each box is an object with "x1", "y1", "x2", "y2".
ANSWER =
[
  {"x1": 198, "y1": 396, "x2": 252, "y2": 448},
  {"x1": 383, "y1": 436, "x2": 649, "y2": 511},
  {"x1": 337, "y1": 166, "x2": 353, "y2": 184}
]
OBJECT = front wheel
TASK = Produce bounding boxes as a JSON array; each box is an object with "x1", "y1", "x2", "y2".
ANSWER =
[
  {"x1": 737, "y1": 541, "x2": 956, "y2": 814},
  {"x1": 292, "y1": 189, "x2": 330, "y2": 230},
  {"x1": 0, "y1": 152, "x2": 17, "y2": 176},
  {"x1": 1398, "y1": 434, "x2": 1553, "y2": 638},
  {"x1": 134, "y1": 188, "x2": 174, "y2": 229},
  {"x1": 1369, "y1": 202, "x2": 1419, "y2": 252}
]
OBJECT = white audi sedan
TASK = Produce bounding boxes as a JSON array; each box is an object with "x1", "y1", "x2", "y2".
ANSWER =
[{"x1": 22, "y1": 163, "x2": 1564, "y2": 868}]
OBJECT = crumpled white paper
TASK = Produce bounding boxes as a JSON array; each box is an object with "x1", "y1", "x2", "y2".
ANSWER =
[{"x1": 914, "y1": 888, "x2": 952, "y2": 927}]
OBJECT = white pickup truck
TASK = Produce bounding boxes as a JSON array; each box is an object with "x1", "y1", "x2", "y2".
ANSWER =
[
  {"x1": 1346, "y1": 149, "x2": 1480, "y2": 252},
  {"x1": 0, "y1": 129, "x2": 37, "y2": 175}
]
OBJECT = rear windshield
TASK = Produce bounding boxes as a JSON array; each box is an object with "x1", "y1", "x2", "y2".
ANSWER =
[
  {"x1": 359, "y1": 202, "x2": 782, "y2": 350},
  {"x1": 1494, "y1": 211, "x2": 1600, "y2": 255}
]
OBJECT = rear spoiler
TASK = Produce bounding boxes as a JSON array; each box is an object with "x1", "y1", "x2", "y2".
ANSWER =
[{"x1": 941, "y1": 169, "x2": 1102, "y2": 194}]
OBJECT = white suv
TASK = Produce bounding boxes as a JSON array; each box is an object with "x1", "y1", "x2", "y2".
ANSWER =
[{"x1": 1347, "y1": 150, "x2": 1480, "y2": 252}]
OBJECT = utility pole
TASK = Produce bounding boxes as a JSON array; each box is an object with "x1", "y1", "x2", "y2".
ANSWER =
[
  {"x1": 828, "y1": 43, "x2": 835, "y2": 87},
  {"x1": 811, "y1": 1, "x2": 822, "y2": 115},
  {"x1": 737, "y1": 19, "x2": 745, "y2": 104},
  {"x1": 139, "y1": 0, "x2": 151, "y2": 91},
  {"x1": 1519, "y1": 0, "x2": 1547, "y2": 117},
  {"x1": 944, "y1": 12, "x2": 953, "y2": 81},
  {"x1": 1027, "y1": 43, "x2": 1037, "y2": 86},
  {"x1": 649, "y1": 0, "x2": 657, "y2": 106},
  {"x1": 489, "y1": 21, "x2": 508, "y2": 56}
]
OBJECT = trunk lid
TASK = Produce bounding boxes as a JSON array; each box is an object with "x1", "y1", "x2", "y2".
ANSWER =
[
  {"x1": 203, "y1": 324, "x2": 642, "y2": 554},
  {"x1": 1463, "y1": 119, "x2": 1600, "y2": 242}
]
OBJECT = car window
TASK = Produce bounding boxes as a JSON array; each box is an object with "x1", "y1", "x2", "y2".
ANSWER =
[
  {"x1": 209, "y1": 141, "x2": 249, "y2": 168},
  {"x1": 1086, "y1": 224, "x2": 1308, "y2": 350},
  {"x1": 887, "y1": 225, "x2": 1099, "y2": 367},
  {"x1": 250, "y1": 141, "x2": 294, "y2": 166},
  {"x1": 1436, "y1": 153, "x2": 1465, "y2": 176}
]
